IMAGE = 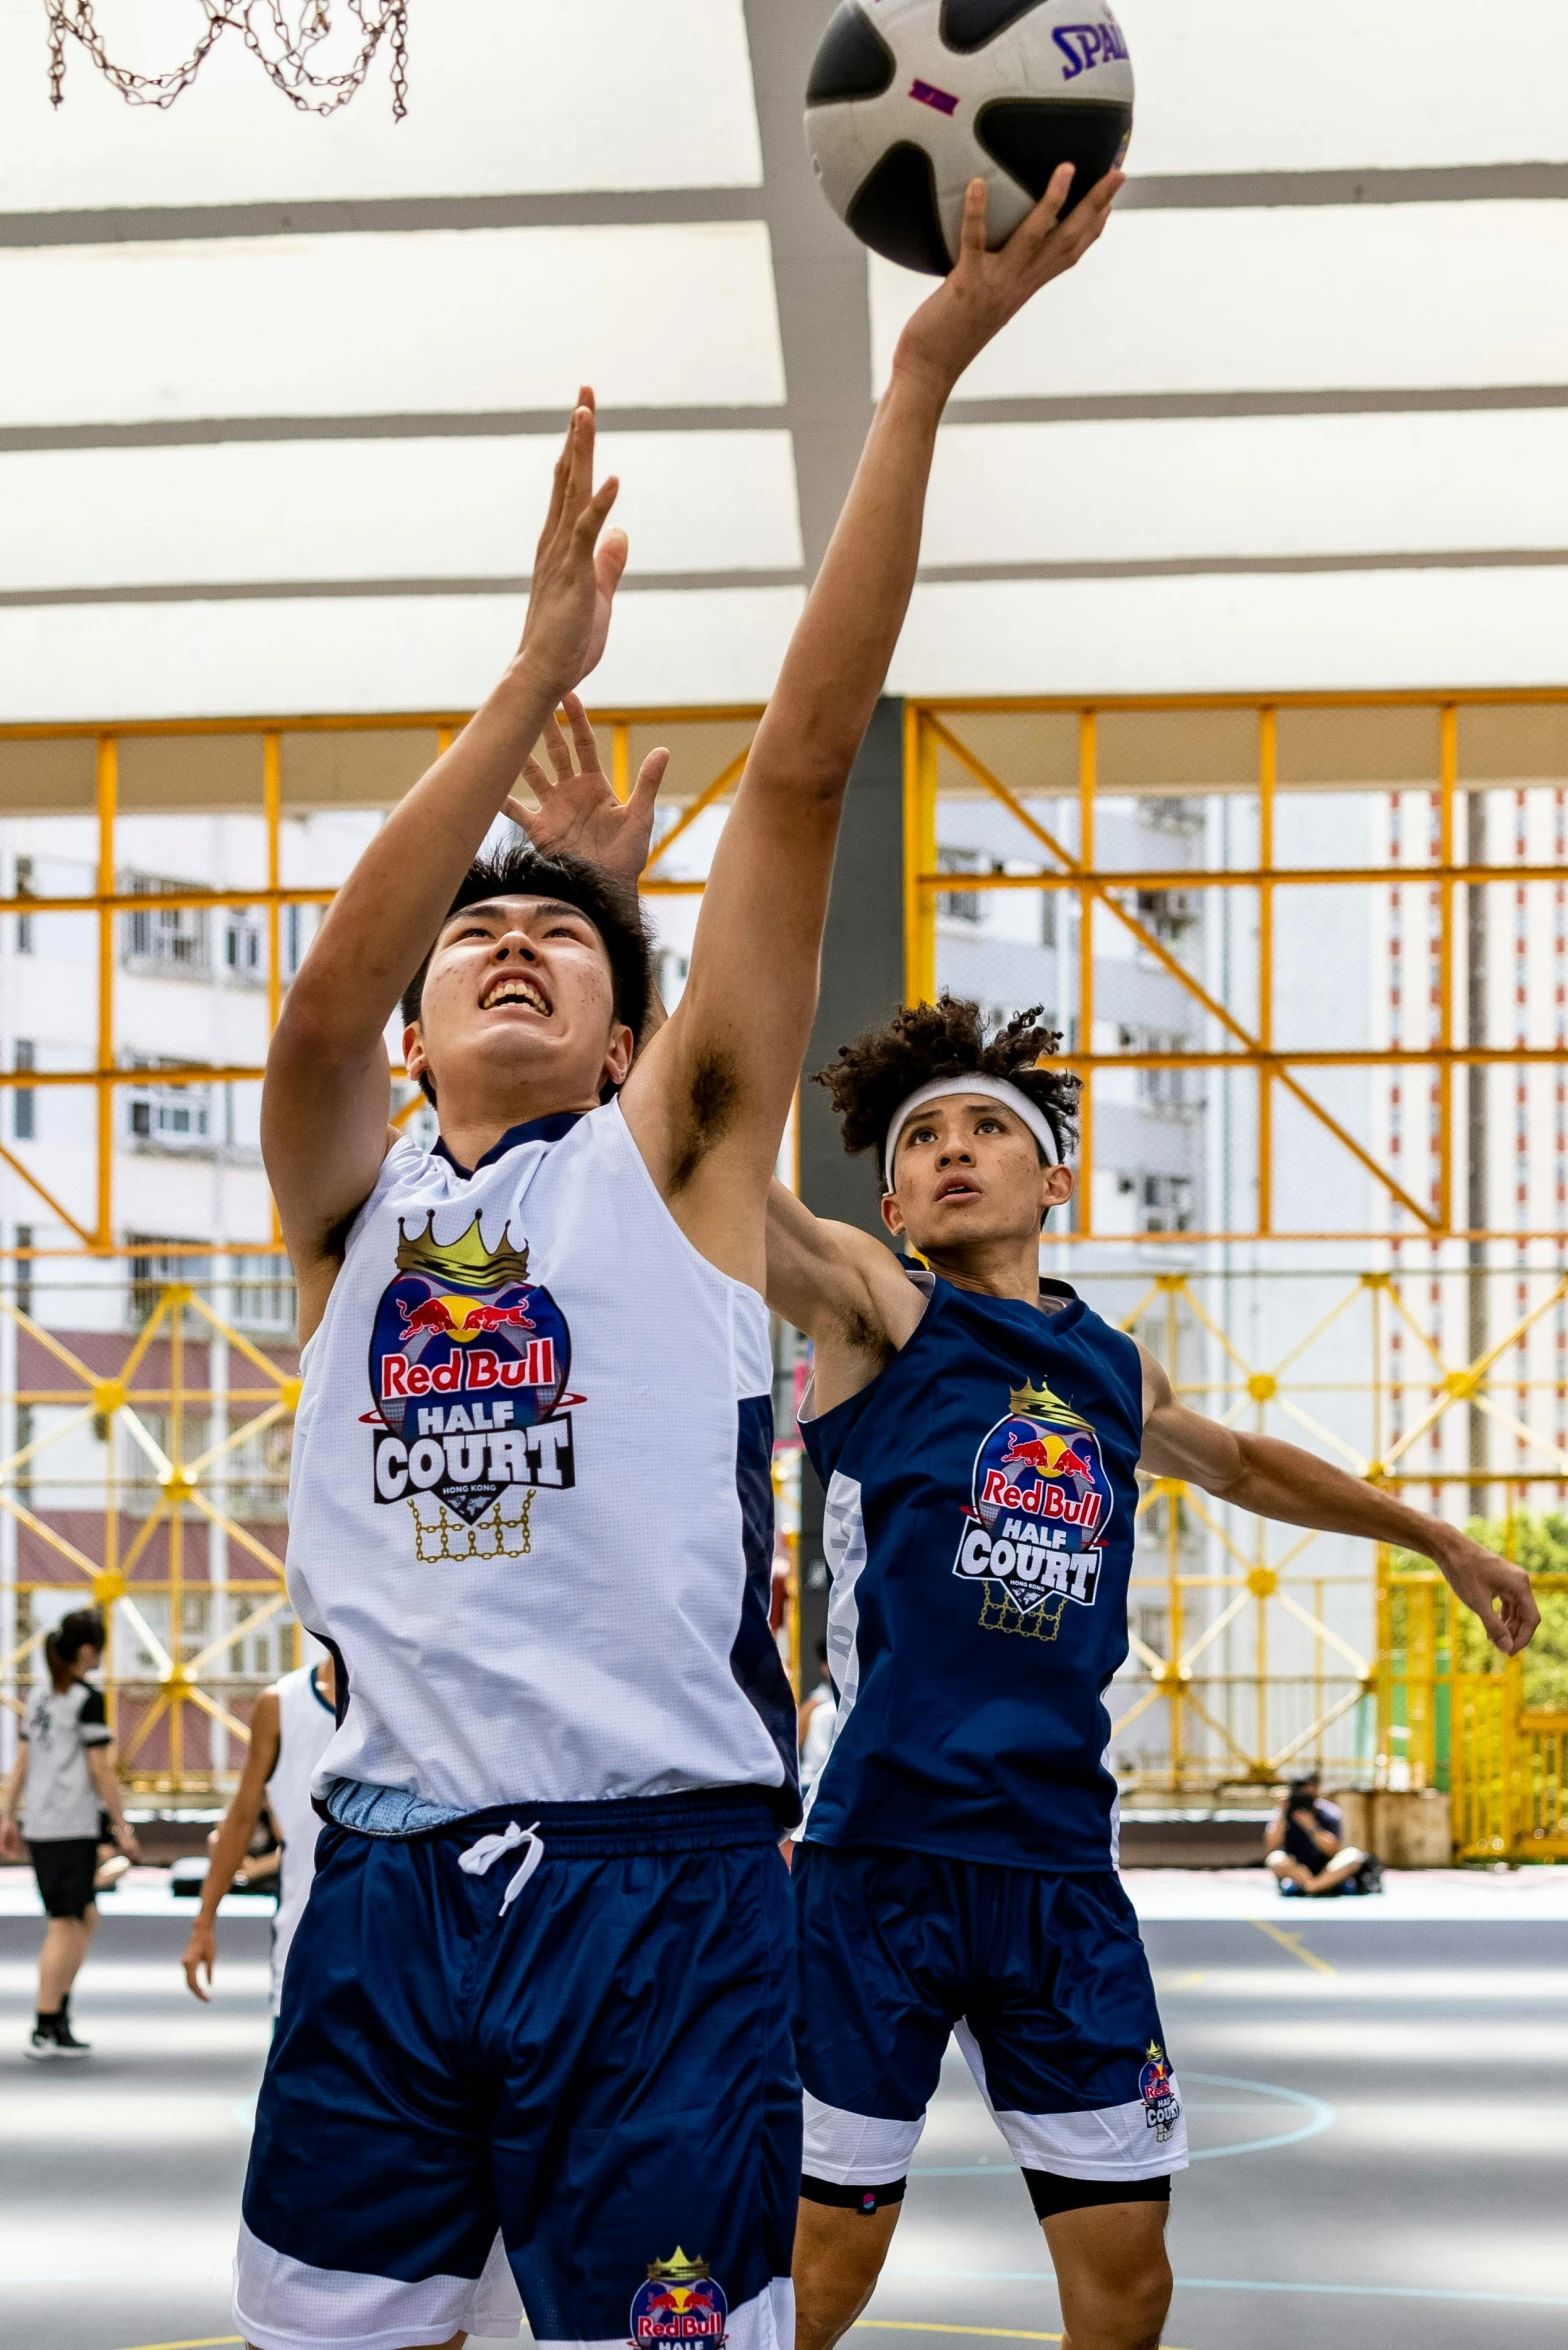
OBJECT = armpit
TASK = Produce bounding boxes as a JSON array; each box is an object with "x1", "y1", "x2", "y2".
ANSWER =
[{"x1": 669, "y1": 1048, "x2": 742, "y2": 1192}]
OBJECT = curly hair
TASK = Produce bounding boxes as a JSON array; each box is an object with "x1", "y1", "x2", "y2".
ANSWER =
[{"x1": 813, "y1": 997, "x2": 1080, "y2": 1186}]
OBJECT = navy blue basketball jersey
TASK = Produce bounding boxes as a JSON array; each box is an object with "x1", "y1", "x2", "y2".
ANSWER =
[{"x1": 798, "y1": 1273, "x2": 1143, "y2": 1874}]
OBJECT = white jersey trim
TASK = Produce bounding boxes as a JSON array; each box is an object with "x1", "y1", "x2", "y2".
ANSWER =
[
  {"x1": 802, "y1": 2090, "x2": 925, "y2": 2185},
  {"x1": 235, "y1": 2217, "x2": 523, "y2": 2350},
  {"x1": 799, "y1": 1472, "x2": 869, "y2": 1835},
  {"x1": 956, "y1": 2019, "x2": 1189, "y2": 2179}
]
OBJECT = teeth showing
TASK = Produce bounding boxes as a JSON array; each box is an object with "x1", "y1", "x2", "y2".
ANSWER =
[{"x1": 484, "y1": 977, "x2": 548, "y2": 1013}]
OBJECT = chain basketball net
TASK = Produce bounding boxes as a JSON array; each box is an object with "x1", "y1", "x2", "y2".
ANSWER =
[{"x1": 46, "y1": 2, "x2": 410, "y2": 119}]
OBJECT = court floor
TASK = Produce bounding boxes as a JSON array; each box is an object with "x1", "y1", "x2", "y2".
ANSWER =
[{"x1": 2, "y1": 1892, "x2": 1565, "y2": 2350}]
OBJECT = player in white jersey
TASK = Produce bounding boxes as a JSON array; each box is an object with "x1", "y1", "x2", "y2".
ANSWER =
[
  {"x1": 184, "y1": 1654, "x2": 339, "y2": 2018},
  {"x1": 234, "y1": 167, "x2": 1125, "y2": 2350}
]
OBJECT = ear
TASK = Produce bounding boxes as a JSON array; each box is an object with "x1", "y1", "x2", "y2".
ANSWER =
[
  {"x1": 879, "y1": 1190, "x2": 906, "y2": 1241},
  {"x1": 601, "y1": 1021, "x2": 636, "y2": 1092},
  {"x1": 1041, "y1": 1162, "x2": 1074, "y2": 1224},
  {"x1": 402, "y1": 1021, "x2": 428, "y2": 1087}
]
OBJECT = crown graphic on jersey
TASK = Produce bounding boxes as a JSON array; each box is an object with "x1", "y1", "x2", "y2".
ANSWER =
[
  {"x1": 646, "y1": 2250, "x2": 711, "y2": 2285},
  {"x1": 1009, "y1": 1376, "x2": 1091, "y2": 1429},
  {"x1": 395, "y1": 1212, "x2": 531, "y2": 1291}
]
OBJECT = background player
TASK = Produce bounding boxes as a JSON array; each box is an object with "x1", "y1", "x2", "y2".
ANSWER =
[
  {"x1": 183, "y1": 1648, "x2": 338, "y2": 2018},
  {"x1": 240, "y1": 168, "x2": 1124, "y2": 2350},
  {"x1": 764, "y1": 998, "x2": 1538, "y2": 2350},
  {"x1": 0, "y1": 1608, "x2": 140, "y2": 2059}
]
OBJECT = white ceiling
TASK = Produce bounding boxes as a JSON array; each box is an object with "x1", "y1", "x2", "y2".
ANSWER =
[{"x1": 2, "y1": 0, "x2": 1567, "y2": 718}]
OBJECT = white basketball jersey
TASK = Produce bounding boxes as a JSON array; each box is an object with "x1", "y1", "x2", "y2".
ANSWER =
[
  {"x1": 263, "y1": 1661, "x2": 338, "y2": 2014},
  {"x1": 286, "y1": 1102, "x2": 793, "y2": 1819}
]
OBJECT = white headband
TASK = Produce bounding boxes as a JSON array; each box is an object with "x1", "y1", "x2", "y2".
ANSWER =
[{"x1": 883, "y1": 1076, "x2": 1060, "y2": 1190}]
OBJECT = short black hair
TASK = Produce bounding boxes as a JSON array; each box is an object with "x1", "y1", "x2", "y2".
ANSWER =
[
  {"x1": 813, "y1": 996, "x2": 1080, "y2": 1193},
  {"x1": 399, "y1": 844, "x2": 654, "y2": 1106},
  {"x1": 47, "y1": 1608, "x2": 106, "y2": 1688}
]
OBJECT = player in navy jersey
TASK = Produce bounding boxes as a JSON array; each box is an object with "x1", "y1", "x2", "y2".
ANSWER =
[
  {"x1": 241, "y1": 170, "x2": 1124, "y2": 2350},
  {"x1": 764, "y1": 997, "x2": 1538, "y2": 2350}
]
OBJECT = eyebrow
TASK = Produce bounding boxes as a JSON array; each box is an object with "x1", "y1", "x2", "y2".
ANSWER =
[{"x1": 441, "y1": 898, "x2": 592, "y2": 932}]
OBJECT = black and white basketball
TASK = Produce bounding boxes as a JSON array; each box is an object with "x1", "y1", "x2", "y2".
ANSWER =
[{"x1": 805, "y1": 0, "x2": 1133, "y2": 275}]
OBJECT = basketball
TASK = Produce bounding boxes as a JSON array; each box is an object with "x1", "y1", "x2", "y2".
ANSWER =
[{"x1": 804, "y1": 0, "x2": 1134, "y2": 275}]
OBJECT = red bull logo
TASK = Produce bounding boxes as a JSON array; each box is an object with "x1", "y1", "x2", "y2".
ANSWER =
[
  {"x1": 630, "y1": 2252, "x2": 729, "y2": 2350},
  {"x1": 369, "y1": 1212, "x2": 575, "y2": 1525},
  {"x1": 955, "y1": 1373, "x2": 1114, "y2": 1619},
  {"x1": 1139, "y1": 2040, "x2": 1181, "y2": 2142}
]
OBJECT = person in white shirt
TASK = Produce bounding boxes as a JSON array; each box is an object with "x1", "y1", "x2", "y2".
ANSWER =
[
  {"x1": 184, "y1": 1652, "x2": 339, "y2": 2017},
  {"x1": 798, "y1": 1642, "x2": 837, "y2": 1799},
  {"x1": 0, "y1": 1609, "x2": 140, "y2": 2058}
]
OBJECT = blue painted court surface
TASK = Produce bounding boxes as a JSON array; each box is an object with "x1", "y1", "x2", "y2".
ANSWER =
[{"x1": 1, "y1": 1890, "x2": 1565, "y2": 2350}]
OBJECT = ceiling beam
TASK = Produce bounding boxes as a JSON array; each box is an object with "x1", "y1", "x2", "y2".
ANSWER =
[{"x1": 7, "y1": 160, "x2": 1568, "y2": 249}]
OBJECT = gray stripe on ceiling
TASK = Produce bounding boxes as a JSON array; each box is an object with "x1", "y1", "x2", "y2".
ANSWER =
[
  {"x1": 946, "y1": 386, "x2": 1568, "y2": 426},
  {"x1": 0, "y1": 406, "x2": 790, "y2": 453},
  {"x1": 917, "y1": 549, "x2": 1568, "y2": 584},
  {"x1": 1116, "y1": 162, "x2": 1568, "y2": 211},
  {"x1": 4, "y1": 161, "x2": 1567, "y2": 248},
  {"x1": 0, "y1": 187, "x2": 766, "y2": 246},
  {"x1": 8, "y1": 549, "x2": 1568, "y2": 609},
  {"x1": 0, "y1": 570, "x2": 809, "y2": 607},
  {"x1": 5, "y1": 384, "x2": 1568, "y2": 456},
  {"x1": 743, "y1": 0, "x2": 872, "y2": 573}
]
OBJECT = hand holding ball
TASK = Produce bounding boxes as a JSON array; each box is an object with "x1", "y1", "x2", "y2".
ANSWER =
[{"x1": 805, "y1": 0, "x2": 1133, "y2": 274}]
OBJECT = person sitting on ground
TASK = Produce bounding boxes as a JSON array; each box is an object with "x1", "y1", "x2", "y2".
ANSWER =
[
  {"x1": 1264, "y1": 1769, "x2": 1377, "y2": 1897},
  {"x1": 0, "y1": 1608, "x2": 140, "y2": 2059}
]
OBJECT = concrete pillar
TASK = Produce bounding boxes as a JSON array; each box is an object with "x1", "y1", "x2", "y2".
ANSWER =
[{"x1": 794, "y1": 697, "x2": 906, "y2": 1693}]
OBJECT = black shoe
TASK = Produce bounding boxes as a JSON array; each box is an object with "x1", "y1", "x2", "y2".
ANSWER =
[{"x1": 26, "y1": 2017, "x2": 90, "y2": 2060}]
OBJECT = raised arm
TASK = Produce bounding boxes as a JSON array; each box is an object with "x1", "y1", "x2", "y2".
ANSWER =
[
  {"x1": 1137, "y1": 1345, "x2": 1540, "y2": 1655},
  {"x1": 262, "y1": 396, "x2": 632, "y2": 1336},
  {"x1": 622, "y1": 169, "x2": 1121, "y2": 1289}
]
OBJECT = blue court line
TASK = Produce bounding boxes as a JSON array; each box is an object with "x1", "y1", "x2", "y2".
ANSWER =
[
  {"x1": 910, "y1": 2070, "x2": 1333, "y2": 2176},
  {"x1": 891, "y1": 2269, "x2": 1568, "y2": 2312}
]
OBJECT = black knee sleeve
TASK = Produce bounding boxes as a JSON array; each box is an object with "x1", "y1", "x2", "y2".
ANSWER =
[
  {"x1": 1023, "y1": 2169, "x2": 1172, "y2": 2221},
  {"x1": 801, "y1": 2173, "x2": 908, "y2": 2215}
]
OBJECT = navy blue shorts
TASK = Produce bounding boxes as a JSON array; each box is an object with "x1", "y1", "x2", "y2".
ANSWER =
[
  {"x1": 237, "y1": 1793, "x2": 799, "y2": 2350},
  {"x1": 794, "y1": 1842, "x2": 1186, "y2": 2190}
]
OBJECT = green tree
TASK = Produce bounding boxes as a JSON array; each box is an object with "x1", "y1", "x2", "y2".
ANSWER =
[{"x1": 1390, "y1": 1514, "x2": 1568, "y2": 1709}]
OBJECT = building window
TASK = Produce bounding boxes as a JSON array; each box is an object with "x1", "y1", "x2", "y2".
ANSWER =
[
  {"x1": 1120, "y1": 1026, "x2": 1200, "y2": 1116},
  {"x1": 127, "y1": 1238, "x2": 200, "y2": 1326},
  {"x1": 13, "y1": 1040, "x2": 35, "y2": 1141},
  {"x1": 1041, "y1": 890, "x2": 1058, "y2": 950},
  {"x1": 1133, "y1": 888, "x2": 1200, "y2": 946},
  {"x1": 126, "y1": 1061, "x2": 212, "y2": 1150},
  {"x1": 283, "y1": 903, "x2": 319, "y2": 981},
  {"x1": 230, "y1": 1253, "x2": 297, "y2": 1336},
  {"x1": 15, "y1": 1223, "x2": 33, "y2": 1320},
  {"x1": 938, "y1": 847, "x2": 992, "y2": 924},
  {"x1": 225, "y1": 908, "x2": 266, "y2": 983},
  {"x1": 14, "y1": 857, "x2": 34, "y2": 955},
  {"x1": 123, "y1": 876, "x2": 210, "y2": 975},
  {"x1": 1121, "y1": 1172, "x2": 1194, "y2": 1234}
]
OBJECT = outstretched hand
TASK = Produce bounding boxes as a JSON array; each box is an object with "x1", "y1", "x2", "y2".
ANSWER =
[
  {"x1": 896, "y1": 166, "x2": 1121, "y2": 396},
  {"x1": 515, "y1": 387, "x2": 629, "y2": 697},
  {"x1": 506, "y1": 693, "x2": 669, "y2": 884},
  {"x1": 1440, "y1": 1534, "x2": 1541, "y2": 1656}
]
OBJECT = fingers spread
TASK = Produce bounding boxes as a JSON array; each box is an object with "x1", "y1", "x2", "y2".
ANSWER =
[
  {"x1": 630, "y1": 745, "x2": 671, "y2": 813},
  {"x1": 959, "y1": 176, "x2": 988, "y2": 258},
  {"x1": 594, "y1": 521, "x2": 630, "y2": 598},
  {"x1": 562, "y1": 690, "x2": 601, "y2": 773},
  {"x1": 563, "y1": 402, "x2": 596, "y2": 523},
  {"x1": 541, "y1": 711, "x2": 575, "y2": 782}
]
